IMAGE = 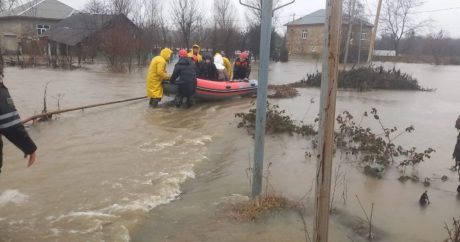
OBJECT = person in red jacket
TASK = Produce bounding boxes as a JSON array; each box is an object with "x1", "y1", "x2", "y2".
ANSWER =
[
  {"x1": 233, "y1": 51, "x2": 251, "y2": 81},
  {"x1": 0, "y1": 80, "x2": 37, "y2": 173}
]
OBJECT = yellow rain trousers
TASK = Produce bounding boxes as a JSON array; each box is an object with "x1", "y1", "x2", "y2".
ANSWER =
[{"x1": 146, "y1": 48, "x2": 172, "y2": 99}]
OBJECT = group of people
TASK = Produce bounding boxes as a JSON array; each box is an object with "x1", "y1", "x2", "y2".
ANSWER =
[{"x1": 146, "y1": 44, "x2": 252, "y2": 108}]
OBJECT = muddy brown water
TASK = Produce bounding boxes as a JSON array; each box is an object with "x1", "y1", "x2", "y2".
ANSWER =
[{"x1": 0, "y1": 60, "x2": 459, "y2": 242}]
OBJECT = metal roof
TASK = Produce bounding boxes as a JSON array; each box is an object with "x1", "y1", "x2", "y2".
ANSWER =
[
  {"x1": 0, "y1": 0, "x2": 74, "y2": 20},
  {"x1": 44, "y1": 13, "x2": 139, "y2": 46},
  {"x1": 285, "y1": 9, "x2": 373, "y2": 27}
]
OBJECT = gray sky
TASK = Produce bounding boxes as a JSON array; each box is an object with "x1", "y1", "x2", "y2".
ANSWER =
[{"x1": 60, "y1": 0, "x2": 460, "y2": 37}]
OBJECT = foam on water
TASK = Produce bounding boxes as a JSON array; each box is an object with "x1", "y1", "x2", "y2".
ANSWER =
[
  {"x1": 0, "y1": 190, "x2": 29, "y2": 206},
  {"x1": 45, "y1": 134, "x2": 212, "y2": 241}
]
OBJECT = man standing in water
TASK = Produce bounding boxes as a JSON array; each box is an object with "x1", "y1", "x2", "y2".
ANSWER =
[
  {"x1": 0, "y1": 71, "x2": 37, "y2": 173},
  {"x1": 146, "y1": 48, "x2": 172, "y2": 108},
  {"x1": 170, "y1": 49, "x2": 197, "y2": 108}
]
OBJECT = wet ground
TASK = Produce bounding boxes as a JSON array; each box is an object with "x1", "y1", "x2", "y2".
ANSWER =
[{"x1": 0, "y1": 60, "x2": 459, "y2": 241}]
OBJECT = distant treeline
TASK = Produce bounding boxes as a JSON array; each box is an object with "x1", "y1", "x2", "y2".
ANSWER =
[{"x1": 376, "y1": 32, "x2": 460, "y2": 65}]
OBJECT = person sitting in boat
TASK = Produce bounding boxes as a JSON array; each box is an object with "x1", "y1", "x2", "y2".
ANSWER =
[
  {"x1": 213, "y1": 53, "x2": 229, "y2": 81},
  {"x1": 221, "y1": 51, "x2": 233, "y2": 81},
  {"x1": 146, "y1": 48, "x2": 172, "y2": 108},
  {"x1": 198, "y1": 54, "x2": 218, "y2": 81},
  {"x1": 233, "y1": 51, "x2": 251, "y2": 81},
  {"x1": 188, "y1": 44, "x2": 203, "y2": 63},
  {"x1": 170, "y1": 49, "x2": 197, "y2": 108}
]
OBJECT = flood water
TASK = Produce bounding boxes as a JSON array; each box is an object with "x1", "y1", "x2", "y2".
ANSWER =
[{"x1": 0, "y1": 60, "x2": 459, "y2": 242}]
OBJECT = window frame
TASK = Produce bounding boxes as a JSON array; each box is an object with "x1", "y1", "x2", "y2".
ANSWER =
[
  {"x1": 37, "y1": 24, "x2": 50, "y2": 35},
  {"x1": 301, "y1": 30, "x2": 308, "y2": 40}
]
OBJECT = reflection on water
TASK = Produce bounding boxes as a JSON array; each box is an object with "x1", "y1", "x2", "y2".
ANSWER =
[{"x1": 0, "y1": 61, "x2": 459, "y2": 241}]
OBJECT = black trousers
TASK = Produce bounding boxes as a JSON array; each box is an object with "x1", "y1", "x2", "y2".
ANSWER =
[{"x1": 176, "y1": 83, "x2": 195, "y2": 107}]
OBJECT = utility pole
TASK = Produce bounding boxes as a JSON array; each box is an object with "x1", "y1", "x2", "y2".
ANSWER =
[
  {"x1": 239, "y1": 0, "x2": 296, "y2": 198},
  {"x1": 343, "y1": 0, "x2": 356, "y2": 71},
  {"x1": 314, "y1": 0, "x2": 342, "y2": 241},
  {"x1": 367, "y1": 0, "x2": 383, "y2": 64},
  {"x1": 357, "y1": 21, "x2": 363, "y2": 64}
]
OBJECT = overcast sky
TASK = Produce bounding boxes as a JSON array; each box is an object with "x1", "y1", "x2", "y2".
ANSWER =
[{"x1": 60, "y1": 0, "x2": 460, "y2": 37}]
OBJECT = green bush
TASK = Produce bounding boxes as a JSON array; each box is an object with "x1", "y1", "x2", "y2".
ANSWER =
[{"x1": 293, "y1": 65, "x2": 432, "y2": 91}]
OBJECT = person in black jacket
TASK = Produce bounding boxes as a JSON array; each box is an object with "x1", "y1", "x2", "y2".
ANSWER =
[
  {"x1": 0, "y1": 81, "x2": 37, "y2": 173},
  {"x1": 453, "y1": 132, "x2": 460, "y2": 173},
  {"x1": 198, "y1": 54, "x2": 218, "y2": 81},
  {"x1": 170, "y1": 49, "x2": 197, "y2": 108}
]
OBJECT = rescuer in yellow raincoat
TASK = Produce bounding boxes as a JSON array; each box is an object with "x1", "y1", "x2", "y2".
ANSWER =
[
  {"x1": 221, "y1": 51, "x2": 233, "y2": 80},
  {"x1": 146, "y1": 48, "x2": 172, "y2": 107},
  {"x1": 187, "y1": 44, "x2": 203, "y2": 63}
]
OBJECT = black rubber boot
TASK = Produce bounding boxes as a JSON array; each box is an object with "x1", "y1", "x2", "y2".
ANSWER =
[{"x1": 149, "y1": 98, "x2": 160, "y2": 108}]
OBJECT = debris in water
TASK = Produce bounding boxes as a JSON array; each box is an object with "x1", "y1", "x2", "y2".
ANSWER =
[
  {"x1": 229, "y1": 194, "x2": 298, "y2": 222},
  {"x1": 419, "y1": 191, "x2": 430, "y2": 206},
  {"x1": 423, "y1": 178, "x2": 431, "y2": 187},
  {"x1": 267, "y1": 84, "x2": 299, "y2": 99},
  {"x1": 443, "y1": 217, "x2": 460, "y2": 242},
  {"x1": 398, "y1": 175, "x2": 419, "y2": 183},
  {"x1": 442, "y1": 175, "x2": 449, "y2": 182},
  {"x1": 235, "y1": 102, "x2": 316, "y2": 136}
]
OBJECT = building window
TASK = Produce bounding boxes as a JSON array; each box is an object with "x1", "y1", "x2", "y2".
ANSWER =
[
  {"x1": 361, "y1": 32, "x2": 367, "y2": 40},
  {"x1": 301, "y1": 30, "x2": 308, "y2": 40},
  {"x1": 37, "y1": 24, "x2": 50, "y2": 35}
]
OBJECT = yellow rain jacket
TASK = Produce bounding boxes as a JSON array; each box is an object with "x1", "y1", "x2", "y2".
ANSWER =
[
  {"x1": 146, "y1": 48, "x2": 172, "y2": 99},
  {"x1": 187, "y1": 44, "x2": 203, "y2": 63},
  {"x1": 223, "y1": 57, "x2": 233, "y2": 80}
]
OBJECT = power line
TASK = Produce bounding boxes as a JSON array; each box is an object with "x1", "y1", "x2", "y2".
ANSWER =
[{"x1": 411, "y1": 6, "x2": 460, "y2": 14}]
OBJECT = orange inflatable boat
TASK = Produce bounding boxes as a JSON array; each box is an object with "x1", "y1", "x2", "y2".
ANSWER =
[{"x1": 163, "y1": 78, "x2": 258, "y2": 101}]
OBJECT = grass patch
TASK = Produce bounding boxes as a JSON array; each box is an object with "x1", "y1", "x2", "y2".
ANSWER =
[
  {"x1": 235, "y1": 103, "x2": 316, "y2": 136},
  {"x1": 292, "y1": 65, "x2": 432, "y2": 91},
  {"x1": 230, "y1": 194, "x2": 298, "y2": 222},
  {"x1": 268, "y1": 84, "x2": 299, "y2": 99}
]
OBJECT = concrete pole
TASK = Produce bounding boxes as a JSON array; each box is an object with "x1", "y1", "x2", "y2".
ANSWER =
[
  {"x1": 314, "y1": 0, "x2": 342, "y2": 241},
  {"x1": 367, "y1": 0, "x2": 383, "y2": 64},
  {"x1": 343, "y1": 0, "x2": 356, "y2": 70},
  {"x1": 251, "y1": 0, "x2": 273, "y2": 198},
  {"x1": 357, "y1": 21, "x2": 363, "y2": 64}
]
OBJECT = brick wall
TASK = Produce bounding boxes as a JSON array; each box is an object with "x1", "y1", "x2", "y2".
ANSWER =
[{"x1": 286, "y1": 24, "x2": 372, "y2": 56}]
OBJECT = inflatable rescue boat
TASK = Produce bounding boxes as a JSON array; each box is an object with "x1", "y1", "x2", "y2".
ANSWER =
[{"x1": 163, "y1": 78, "x2": 258, "y2": 101}]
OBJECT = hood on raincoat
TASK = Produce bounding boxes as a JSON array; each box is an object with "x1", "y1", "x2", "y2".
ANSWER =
[
  {"x1": 213, "y1": 53, "x2": 225, "y2": 70},
  {"x1": 192, "y1": 44, "x2": 201, "y2": 55},
  {"x1": 160, "y1": 48, "x2": 172, "y2": 62}
]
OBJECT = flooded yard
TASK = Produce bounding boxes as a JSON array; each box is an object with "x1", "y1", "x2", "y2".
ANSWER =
[{"x1": 0, "y1": 60, "x2": 459, "y2": 241}]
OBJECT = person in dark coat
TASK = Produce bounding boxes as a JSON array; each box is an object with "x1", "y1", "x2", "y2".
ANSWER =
[
  {"x1": 170, "y1": 49, "x2": 197, "y2": 108},
  {"x1": 198, "y1": 54, "x2": 218, "y2": 81},
  {"x1": 453, "y1": 132, "x2": 460, "y2": 171},
  {"x1": 0, "y1": 80, "x2": 37, "y2": 173},
  {"x1": 233, "y1": 51, "x2": 251, "y2": 81}
]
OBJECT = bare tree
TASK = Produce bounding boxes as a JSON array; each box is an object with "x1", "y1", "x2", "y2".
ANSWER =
[
  {"x1": 380, "y1": 0, "x2": 427, "y2": 56},
  {"x1": 108, "y1": 0, "x2": 132, "y2": 16},
  {"x1": 213, "y1": 0, "x2": 239, "y2": 54},
  {"x1": 171, "y1": 0, "x2": 203, "y2": 48},
  {"x1": 0, "y1": 0, "x2": 23, "y2": 12},
  {"x1": 244, "y1": 0, "x2": 281, "y2": 24},
  {"x1": 83, "y1": 0, "x2": 108, "y2": 14},
  {"x1": 427, "y1": 29, "x2": 448, "y2": 65}
]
